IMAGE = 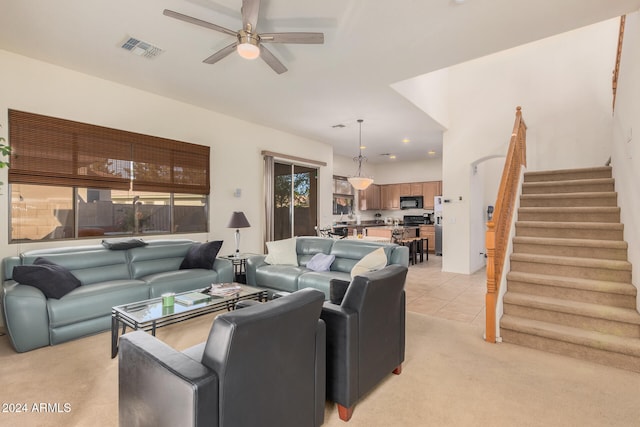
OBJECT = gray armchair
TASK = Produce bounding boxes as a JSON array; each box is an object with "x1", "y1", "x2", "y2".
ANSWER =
[
  {"x1": 119, "y1": 288, "x2": 326, "y2": 427},
  {"x1": 321, "y1": 264, "x2": 408, "y2": 422}
]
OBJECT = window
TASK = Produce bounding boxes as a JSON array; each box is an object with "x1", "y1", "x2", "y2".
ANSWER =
[
  {"x1": 333, "y1": 176, "x2": 353, "y2": 215},
  {"x1": 8, "y1": 110, "x2": 210, "y2": 242}
]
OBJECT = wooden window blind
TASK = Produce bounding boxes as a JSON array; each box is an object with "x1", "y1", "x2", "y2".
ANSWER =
[{"x1": 8, "y1": 110, "x2": 210, "y2": 194}]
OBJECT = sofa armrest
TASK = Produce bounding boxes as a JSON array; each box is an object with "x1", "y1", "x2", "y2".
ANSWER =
[
  {"x1": 320, "y1": 303, "x2": 359, "y2": 407},
  {"x1": 245, "y1": 255, "x2": 267, "y2": 286},
  {"x1": 2, "y1": 282, "x2": 50, "y2": 353},
  {"x1": 2, "y1": 256, "x2": 21, "y2": 281},
  {"x1": 119, "y1": 331, "x2": 219, "y2": 427},
  {"x1": 389, "y1": 246, "x2": 410, "y2": 267},
  {"x1": 212, "y1": 257, "x2": 234, "y2": 283}
]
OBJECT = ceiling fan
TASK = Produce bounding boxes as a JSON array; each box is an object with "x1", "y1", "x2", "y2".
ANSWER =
[{"x1": 163, "y1": 0, "x2": 324, "y2": 74}]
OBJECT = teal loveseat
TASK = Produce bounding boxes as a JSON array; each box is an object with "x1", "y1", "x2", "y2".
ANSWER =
[
  {"x1": 246, "y1": 237, "x2": 409, "y2": 298},
  {"x1": 1, "y1": 239, "x2": 233, "y2": 353}
]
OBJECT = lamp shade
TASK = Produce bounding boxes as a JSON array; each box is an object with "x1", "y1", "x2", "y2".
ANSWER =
[
  {"x1": 347, "y1": 176, "x2": 374, "y2": 191},
  {"x1": 227, "y1": 211, "x2": 251, "y2": 229}
]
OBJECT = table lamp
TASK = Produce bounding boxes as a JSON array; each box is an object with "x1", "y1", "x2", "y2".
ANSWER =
[{"x1": 227, "y1": 211, "x2": 251, "y2": 258}]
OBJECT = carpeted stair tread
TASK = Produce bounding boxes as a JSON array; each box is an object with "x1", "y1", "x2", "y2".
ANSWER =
[
  {"x1": 522, "y1": 177, "x2": 614, "y2": 188},
  {"x1": 506, "y1": 271, "x2": 637, "y2": 296},
  {"x1": 518, "y1": 206, "x2": 620, "y2": 213},
  {"x1": 512, "y1": 236, "x2": 628, "y2": 250},
  {"x1": 510, "y1": 252, "x2": 632, "y2": 271},
  {"x1": 504, "y1": 292, "x2": 640, "y2": 325},
  {"x1": 523, "y1": 166, "x2": 612, "y2": 182},
  {"x1": 520, "y1": 191, "x2": 617, "y2": 201},
  {"x1": 519, "y1": 192, "x2": 618, "y2": 207},
  {"x1": 515, "y1": 220, "x2": 623, "y2": 231},
  {"x1": 501, "y1": 314, "x2": 640, "y2": 357}
]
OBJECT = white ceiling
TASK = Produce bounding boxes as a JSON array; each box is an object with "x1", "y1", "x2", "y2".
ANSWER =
[{"x1": 1, "y1": 0, "x2": 638, "y2": 163}]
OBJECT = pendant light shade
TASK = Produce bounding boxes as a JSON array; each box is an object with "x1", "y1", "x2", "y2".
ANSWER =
[{"x1": 347, "y1": 119, "x2": 373, "y2": 191}]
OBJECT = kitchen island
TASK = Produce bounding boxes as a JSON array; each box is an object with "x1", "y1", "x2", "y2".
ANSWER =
[{"x1": 365, "y1": 226, "x2": 419, "y2": 242}]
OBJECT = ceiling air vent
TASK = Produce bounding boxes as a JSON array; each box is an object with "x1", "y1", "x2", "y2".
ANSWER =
[{"x1": 120, "y1": 36, "x2": 164, "y2": 59}]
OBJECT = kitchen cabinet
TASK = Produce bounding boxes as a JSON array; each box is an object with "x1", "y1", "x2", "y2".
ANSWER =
[
  {"x1": 400, "y1": 182, "x2": 427, "y2": 197},
  {"x1": 358, "y1": 184, "x2": 381, "y2": 211},
  {"x1": 419, "y1": 225, "x2": 436, "y2": 252},
  {"x1": 422, "y1": 181, "x2": 442, "y2": 209},
  {"x1": 381, "y1": 184, "x2": 401, "y2": 210}
]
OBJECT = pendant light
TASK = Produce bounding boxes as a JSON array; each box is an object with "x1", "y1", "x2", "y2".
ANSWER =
[{"x1": 347, "y1": 119, "x2": 374, "y2": 191}]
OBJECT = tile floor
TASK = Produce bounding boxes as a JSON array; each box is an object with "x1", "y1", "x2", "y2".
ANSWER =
[{"x1": 404, "y1": 255, "x2": 487, "y2": 330}]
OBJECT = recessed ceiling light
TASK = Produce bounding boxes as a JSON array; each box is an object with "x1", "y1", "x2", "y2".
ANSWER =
[
  {"x1": 402, "y1": 138, "x2": 410, "y2": 143},
  {"x1": 428, "y1": 150, "x2": 436, "y2": 156},
  {"x1": 360, "y1": 145, "x2": 366, "y2": 150},
  {"x1": 389, "y1": 155, "x2": 397, "y2": 159}
]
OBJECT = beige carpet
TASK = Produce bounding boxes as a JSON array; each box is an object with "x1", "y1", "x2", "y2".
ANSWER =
[{"x1": 1, "y1": 310, "x2": 639, "y2": 427}]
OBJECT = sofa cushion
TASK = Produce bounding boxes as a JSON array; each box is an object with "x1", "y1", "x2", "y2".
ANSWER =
[
  {"x1": 297, "y1": 270, "x2": 351, "y2": 299},
  {"x1": 180, "y1": 241, "x2": 223, "y2": 270},
  {"x1": 264, "y1": 238, "x2": 298, "y2": 266},
  {"x1": 21, "y1": 246, "x2": 131, "y2": 285},
  {"x1": 47, "y1": 279, "x2": 149, "y2": 328},
  {"x1": 351, "y1": 247, "x2": 387, "y2": 278},
  {"x1": 102, "y1": 238, "x2": 148, "y2": 250},
  {"x1": 306, "y1": 253, "x2": 335, "y2": 272},
  {"x1": 253, "y1": 265, "x2": 307, "y2": 292},
  {"x1": 296, "y1": 237, "x2": 335, "y2": 266},
  {"x1": 12, "y1": 257, "x2": 81, "y2": 299}
]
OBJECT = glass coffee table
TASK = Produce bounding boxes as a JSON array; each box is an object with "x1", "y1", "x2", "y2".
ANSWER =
[{"x1": 111, "y1": 283, "x2": 268, "y2": 358}]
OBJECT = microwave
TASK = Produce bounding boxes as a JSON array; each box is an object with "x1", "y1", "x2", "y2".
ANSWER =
[{"x1": 399, "y1": 196, "x2": 423, "y2": 210}]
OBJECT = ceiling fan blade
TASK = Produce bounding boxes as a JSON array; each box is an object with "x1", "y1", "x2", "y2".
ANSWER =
[
  {"x1": 203, "y1": 42, "x2": 238, "y2": 64},
  {"x1": 241, "y1": 0, "x2": 260, "y2": 32},
  {"x1": 259, "y1": 32, "x2": 324, "y2": 44},
  {"x1": 163, "y1": 9, "x2": 237, "y2": 37},
  {"x1": 260, "y1": 45, "x2": 287, "y2": 74}
]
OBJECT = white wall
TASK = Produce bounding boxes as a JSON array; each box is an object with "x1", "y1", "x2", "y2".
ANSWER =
[
  {"x1": 0, "y1": 49, "x2": 334, "y2": 263},
  {"x1": 370, "y1": 157, "x2": 442, "y2": 184},
  {"x1": 612, "y1": 12, "x2": 640, "y2": 310},
  {"x1": 429, "y1": 19, "x2": 619, "y2": 273}
]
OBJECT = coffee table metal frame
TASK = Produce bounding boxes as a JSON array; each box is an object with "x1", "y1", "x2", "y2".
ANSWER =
[{"x1": 111, "y1": 283, "x2": 267, "y2": 358}]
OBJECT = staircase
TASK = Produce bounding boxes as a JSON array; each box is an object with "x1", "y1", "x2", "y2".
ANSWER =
[{"x1": 500, "y1": 166, "x2": 640, "y2": 372}]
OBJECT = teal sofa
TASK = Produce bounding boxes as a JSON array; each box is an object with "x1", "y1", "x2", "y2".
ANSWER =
[
  {"x1": 246, "y1": 237, "x2": 409, "y2": 298},
  {"x1": 1, "y1": 239, "x2": 233, "y2": 353}
]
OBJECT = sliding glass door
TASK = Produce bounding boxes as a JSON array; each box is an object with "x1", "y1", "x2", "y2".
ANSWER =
[{"x1": 273, "y1": 162, "x2": 318, "y2": 240}]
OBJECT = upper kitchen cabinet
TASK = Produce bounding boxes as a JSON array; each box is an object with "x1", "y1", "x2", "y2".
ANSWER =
[
  {"x1": 358, "y1": 184, "x2": 381, "y2": 211},
  {"x1": 400, "y1": 182, "x2": 424, "y2": 197},
  {"x1": 422, "y1": 181, "x2": 442, "y2": 209},
  {"x1": 381, "y1": 184, "x2": 401, "y2": 210}
]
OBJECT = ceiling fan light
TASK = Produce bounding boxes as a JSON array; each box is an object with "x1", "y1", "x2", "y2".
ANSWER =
[
  {"x1": 237, "y1": 30, "x2": 260, "y2": 60},
  {"x1": 237, "y1": 42, "x2": 260, "y2": 59}
]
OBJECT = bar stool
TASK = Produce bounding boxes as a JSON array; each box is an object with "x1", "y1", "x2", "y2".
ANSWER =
[{"x1": 398, "y1": 238, "x2": 417, "y2": 265}]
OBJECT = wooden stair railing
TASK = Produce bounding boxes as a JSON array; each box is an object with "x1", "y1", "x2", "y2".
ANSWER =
[
  {"x1": 612, "y1": 15, "x2": 626, "y2": 112},
  {"x1": 485, "y1": 106, "x2": 527, "y2": 343}
]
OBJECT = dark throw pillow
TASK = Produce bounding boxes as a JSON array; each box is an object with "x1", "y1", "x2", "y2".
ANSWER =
[
  {"x1": 180, "y1": 241, "x2": 223, "y2": 270},
  {"x1": 329, "y1": 279, "x2": 351, "y2": 305},
  {"x1": 102, "y1": 238, "x2": 148, "y2": 250},
  {"x1": 12, "y1": 257, "x2": 81, "y2": 299}
]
